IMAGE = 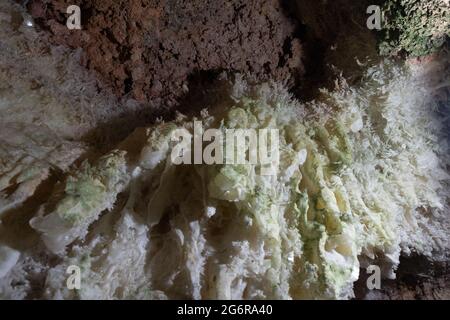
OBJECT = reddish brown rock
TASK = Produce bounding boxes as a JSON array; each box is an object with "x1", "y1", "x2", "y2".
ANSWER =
[{"x1": 27, "y1": 0, "x2": 304, "y2": 107}]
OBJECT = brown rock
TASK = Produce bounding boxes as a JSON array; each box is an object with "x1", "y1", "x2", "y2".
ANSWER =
[{"x1": 27, "y1": 0, "x2": 304, "y2": 107}]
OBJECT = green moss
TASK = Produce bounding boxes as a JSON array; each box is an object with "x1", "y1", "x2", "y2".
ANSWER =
[{"x1": 380, "y1": 0, "x2": 449, "y2": 56}]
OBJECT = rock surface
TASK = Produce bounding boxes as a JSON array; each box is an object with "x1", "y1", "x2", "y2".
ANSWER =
[
  {"x1": 27, "y1": 0, "x2": 304, "y2": 107},
  {"x1": 355, "y1": 256, "x2": 450, "y2": 300}
]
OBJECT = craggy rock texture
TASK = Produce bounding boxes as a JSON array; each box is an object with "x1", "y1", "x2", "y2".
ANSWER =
[
  {"x1": 27, "y1": 0, "x2": 304, "y2": 106},
  {"x1": 355, "y1": 256, "x2": 450, "y2": 300},
  {"x1": 0, "y1": 1, "x2": 154, "y2": 149}
]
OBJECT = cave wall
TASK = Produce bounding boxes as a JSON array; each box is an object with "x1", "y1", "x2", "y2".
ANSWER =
[{"x1": 27, "y1": 0, "x2": 304, "y2": 108}]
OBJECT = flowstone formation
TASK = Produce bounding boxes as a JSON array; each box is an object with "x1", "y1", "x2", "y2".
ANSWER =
[{"x1": 1, "y1": 60, "x2": 448, "y2": 299}]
